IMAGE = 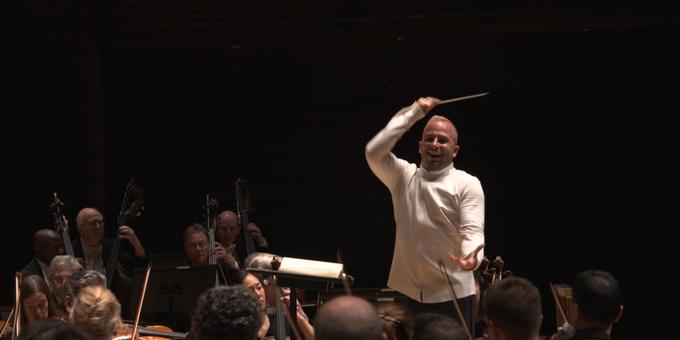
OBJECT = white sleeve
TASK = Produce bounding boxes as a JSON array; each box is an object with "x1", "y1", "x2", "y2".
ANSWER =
[
  {"x1": 365, "y1": 102, "x2": 425, "y2": 190},
  {"x1": 458, "y1": 176, "x2": 485, "y2": 269}
]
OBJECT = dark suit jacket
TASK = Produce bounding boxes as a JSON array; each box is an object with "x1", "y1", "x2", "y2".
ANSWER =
[
  {"x1": 72, "y1": 237, "x2": 147, "y2": 318},
  {"x1": 20, "y1": 258, "x2": 47, "y2": 281},
  {"x1": 71, "y1": 238, "x2": 147, "y2": 282}
]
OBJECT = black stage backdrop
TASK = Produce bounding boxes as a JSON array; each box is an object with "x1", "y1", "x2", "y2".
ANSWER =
[{"x1": 3, "y1": 1, "x2": 679, "y2": 337}]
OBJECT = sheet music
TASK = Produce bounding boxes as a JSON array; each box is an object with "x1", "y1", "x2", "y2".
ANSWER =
[{"x1": 279, "y1": 257, "x2": 343, "y2": 279}]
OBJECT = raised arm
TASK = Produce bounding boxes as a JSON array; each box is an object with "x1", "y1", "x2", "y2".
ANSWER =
[{"x1": 365, "y1": 97, "x2": 441, "y2": 188}]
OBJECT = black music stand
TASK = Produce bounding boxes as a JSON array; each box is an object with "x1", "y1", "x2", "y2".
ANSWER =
[{"x1": 130, "y1": 265, "x2": 217, "y2": 332}]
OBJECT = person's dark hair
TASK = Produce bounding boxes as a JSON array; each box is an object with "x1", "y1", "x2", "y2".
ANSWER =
[
  {"x1": 572, "y1": 270, "x2": 622, "y2": 325},
  {"x1": 20, "y1": 275, "x2": 60, "y2": 321},
  {"x1": 191, "y1": 285, "x2": 262, "y2": 340},
  {"x1": 228, "y1": 269, "x2": 264, "y2": 288},
  {"x1": 411, "y1": 313, "x2": 467, "y2": 340},
  {"x1": 483, "y1": 276, "x2": 542, "y2": 340},
  {"x1": 183, "y1": 223, "x2": 208, "y2": 244},
  {"x1": 17, "y1": 319, "x2": 87, "y2": 340},
  {"x1": 67, "y1": 270, "x2": 107, "y2": 299},
  {"x1": 313, "y1": 296, "x2": 382, "y2": 340}
]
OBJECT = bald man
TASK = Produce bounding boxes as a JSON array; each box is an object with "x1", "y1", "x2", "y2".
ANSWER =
[
  {"x1": 214, "y1": 210, "x2": 268, "y2": 270},
  {"x1": 365, "y1": 97, "x2": 485, "y2": 336},
  {"x1": 72, "y1": 207, "x2": 146, "y2": 317},
  {"x1": 313, "y1": 296, "x2": 386, "y2": 340},
  {"x1": 21, "y1": 229, "x2": 65, "y2": 290}
]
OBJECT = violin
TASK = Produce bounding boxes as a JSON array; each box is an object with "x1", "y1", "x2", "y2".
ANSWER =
[
  {"x1": 114, "y1": 323, "x2": 186, "y2": 340},
  {"x1": 477, "y1": 255, "x2": 512, "y2": 288},
  {"x1": 474, "y1": 255, "x2": 512, "y2": 340}
]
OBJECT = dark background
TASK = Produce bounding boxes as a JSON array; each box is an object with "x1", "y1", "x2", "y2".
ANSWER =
[{"x1": 3, "y1": 0, "x2": 679, "y2": 337}]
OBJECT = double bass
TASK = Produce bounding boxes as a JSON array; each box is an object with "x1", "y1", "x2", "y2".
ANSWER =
[
  {"x1": 204, "y1": 194, "x2": 228, "y2": 284},
  {"x1": 235, "y1": 178, "x2": 257, "y2": 255},
  {"x1": 106, "y1": 178, "x2": 145, "y2": 318},
  {"x1": 50, "y1": 193, "x2": 75, "y2": 257}
]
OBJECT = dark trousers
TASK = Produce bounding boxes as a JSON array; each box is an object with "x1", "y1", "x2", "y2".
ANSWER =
[{"x1": 407, "y1": 294, "x2": 476, "y2": 338}]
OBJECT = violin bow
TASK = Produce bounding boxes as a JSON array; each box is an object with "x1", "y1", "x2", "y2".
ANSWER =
[
  {"x1": 437, "y1": 260, "x2": 473, "y2": 340},
  {"x1": 549, "y1": 282, "x2": 569, "y2": 325},
  {"x1": 131, "y1": 262, "x2": 153, "y2": 340},
  {"x1": 12, "y1": 272, "x2": 21, "y2": 340},
  {"x1": 0, "y1": 307, "x2": 13, "y2": 337}
]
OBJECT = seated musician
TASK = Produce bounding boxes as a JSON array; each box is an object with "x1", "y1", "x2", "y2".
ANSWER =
[
  {"x1": 214, "y1": 210, "x2": 269, "y2": 269},
  {"x1": 570, "y1": 270, "x2": 623, "y2": 340},
  {"x1": 235, "y1": 270, "x2": 270, "y2": 339},
  {"x1": 191, "y1": 285, "x2": 262, "y2": 340},
  {"x1": 47, "y1": 255, "x2": 83, "y2": 317},
  {"x1": 73, "y1": 207, "x2": 146, "y2": 274},
  {"x1": 69, "y1": 285, "x2": 124, "y2": 340},
  {"x1": 20, "y1": 229, "x2": 65, "y2": 290},
  {"x1": 243, "y1": 253, "x2": 315, "y2": 340},
  {"x1": 72, "y1": 207, "x2": 147, "y2": 318},
  {"x1": 182, "y1": 223, "x2": 238, "y2": 268},
  {"x1": 63, "y1": 270, "x2": 107, "y2": 316},
  {"x1": 483, "y1": 276, "x2": 542, "y2": 340},
  {"x1": 20, "y1": 275, "x2": 60, "y2": 327}
]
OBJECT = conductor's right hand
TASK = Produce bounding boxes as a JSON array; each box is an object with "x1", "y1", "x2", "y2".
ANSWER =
[{"x1": 417, "y1": 97, "x2": 442, "y2": 115}]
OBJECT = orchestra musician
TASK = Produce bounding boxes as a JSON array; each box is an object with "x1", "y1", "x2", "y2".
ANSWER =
[
  {"x1": 20, "y1": 229, "x2": 65, "y2": 291},
  {"x1": 214, "y1": 210, "x2": 269, "y2": 269},
  {"x1": 72, "y1": 207, "x2": 147, "y2": 317},
  {"x1": 20, "y1": 275, "x2": 60, "y2": 327}
]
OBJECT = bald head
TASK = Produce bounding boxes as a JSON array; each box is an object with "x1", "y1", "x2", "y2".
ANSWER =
[
  {"x1": 314, "y1": 296, "x2": 383, "y2": 340},
  {"x1": 76, "y1": 208, "x2": 105, "y2": 247},
  {"x1": 76, "y1": 208, "x2": 100, "y2": 225},
  {"x1": 216, "y1": 210, "x2": 238, "y2": 226},
  {"x1": 215, "y1": 210, "x2": 241, "y2": 246},
  {"x1": 418, "y1": 115, "x2": 460, "y2": 171},
  {"x1": 33, "y1": 229, "x2": 64, "y2": 264},
  {"x1": 422, "y1": 115, "x2": 458, "y2": 144}
]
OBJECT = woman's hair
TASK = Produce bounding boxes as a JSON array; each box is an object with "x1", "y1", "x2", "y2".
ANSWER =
[
  {"x1": 376, "y1": 302, "x2": 412, "y2": 340},
  {"x1": 20, "y1": 275, "x2": 60, "y2": 322},
  {"x1": 66, "y1": 270, "x2": 107, "y2": 300},
  {"x1": 69, "y1": 285, "x2": 122, "y2": 340}
]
